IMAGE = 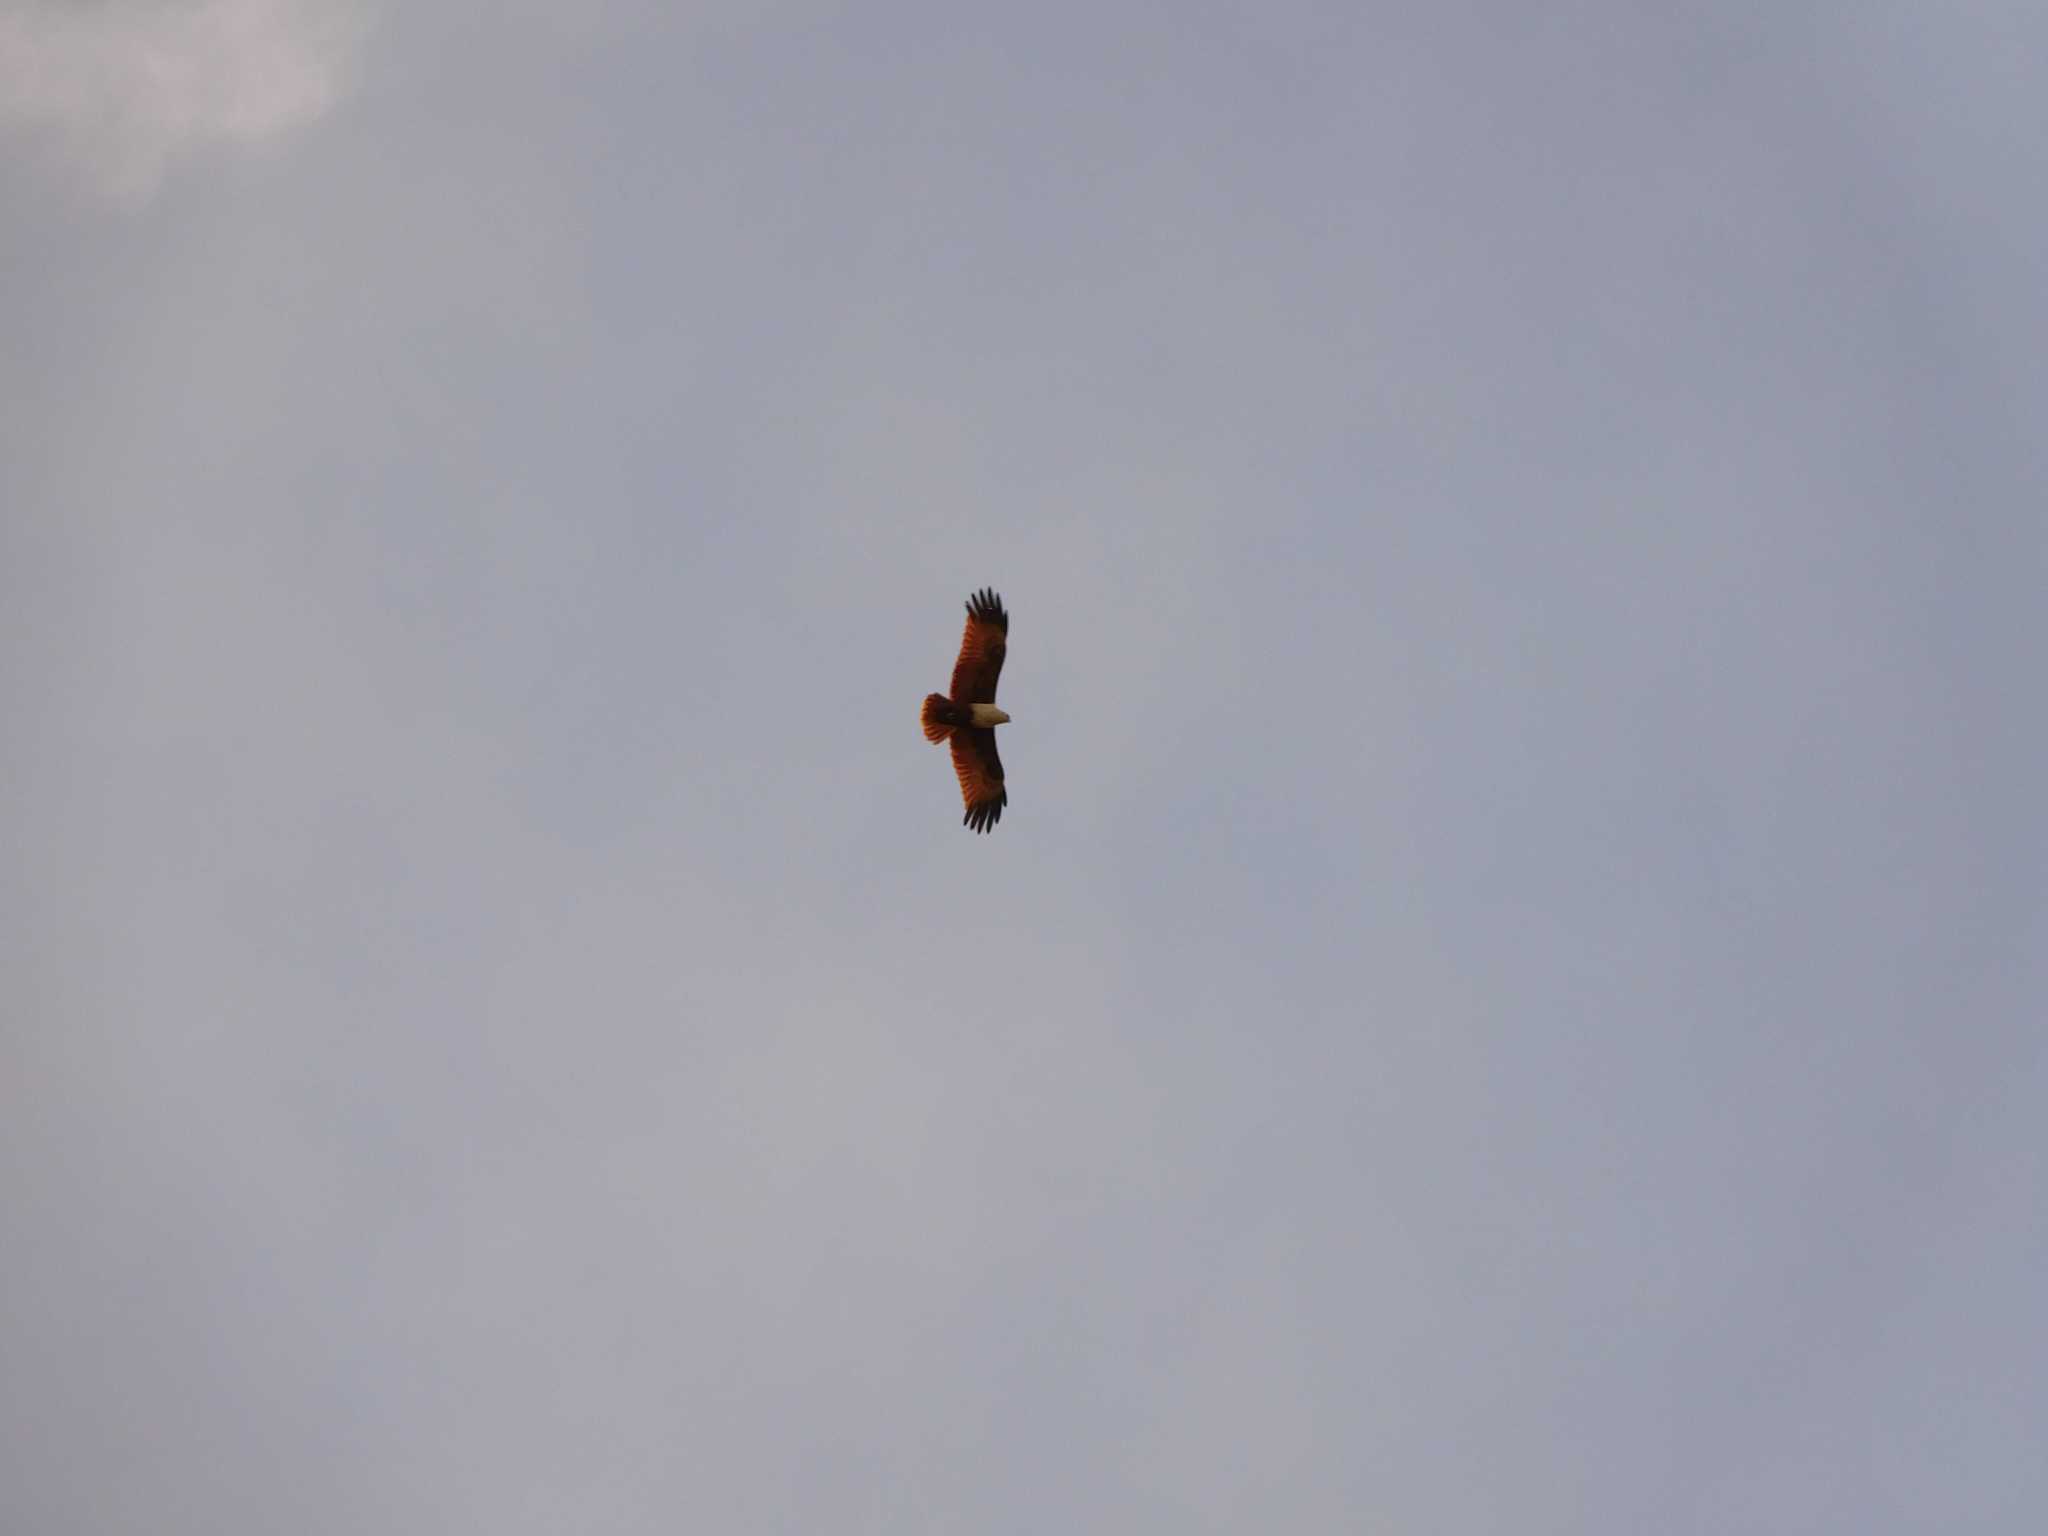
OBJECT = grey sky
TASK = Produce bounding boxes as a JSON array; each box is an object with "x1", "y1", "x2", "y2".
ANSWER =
[{"x1": 4, "y1": 3, "x2": 2044, "y2": 1531}]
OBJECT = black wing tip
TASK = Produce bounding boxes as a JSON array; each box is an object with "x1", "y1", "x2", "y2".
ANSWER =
[
  {"x1": 962, "y1": 794, "x2": 1006, "y2": 833},
  {"x1": 965, "y1": 587, "x2": 1007, "y2": 628}
]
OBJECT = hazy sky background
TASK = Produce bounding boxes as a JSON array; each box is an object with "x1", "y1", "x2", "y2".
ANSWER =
[{"x1": 5, "y1": 3, "x2": 2044, "y2": 1530}]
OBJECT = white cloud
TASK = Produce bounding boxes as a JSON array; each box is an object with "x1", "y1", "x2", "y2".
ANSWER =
[{"x1": 0, "y1": 1, "x2": 369, "y2": 199}]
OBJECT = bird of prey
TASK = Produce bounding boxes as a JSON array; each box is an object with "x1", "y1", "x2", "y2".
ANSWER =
[{"x1": 920, "y1": 588, "x2": 1011, "y2": 832}]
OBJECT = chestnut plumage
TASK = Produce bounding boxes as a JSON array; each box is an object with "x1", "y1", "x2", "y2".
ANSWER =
[{"x1": 921, "y1": 589, "x2": 1012, "y2": 832}]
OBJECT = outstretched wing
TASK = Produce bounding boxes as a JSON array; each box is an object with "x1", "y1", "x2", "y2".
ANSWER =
[
  {"x1": 949, "y1": 588, "x2": 1008, "y2": 704},
  {"x1": 951, "y1": 728, "x2": 1007, "y2": 833}
]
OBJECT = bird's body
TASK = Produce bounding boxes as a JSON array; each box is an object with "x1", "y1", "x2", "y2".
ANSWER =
[{"x1": 921, "y1": 588, "x2": 1012, "y2": 832}]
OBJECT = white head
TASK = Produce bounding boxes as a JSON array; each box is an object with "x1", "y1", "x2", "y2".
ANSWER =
[{"x1": 967, "y1": 704, "x2": 1012, "y2": 727}]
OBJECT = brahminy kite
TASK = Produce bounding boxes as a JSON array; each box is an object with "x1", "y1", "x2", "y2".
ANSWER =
[{"x1": 921, "y1": 588, "x2": 1011, "y2": 832}]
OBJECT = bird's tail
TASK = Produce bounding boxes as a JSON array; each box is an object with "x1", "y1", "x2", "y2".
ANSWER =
[{"x1": 921, "y1": 693, "x2": 959, "y2": 743}]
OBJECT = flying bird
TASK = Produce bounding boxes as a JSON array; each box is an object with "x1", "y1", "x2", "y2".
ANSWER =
[{"x1": 921, "y1": 587, "x2": 1012, "y2": 832}]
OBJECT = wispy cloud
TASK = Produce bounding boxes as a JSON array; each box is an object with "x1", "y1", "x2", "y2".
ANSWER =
[{"x1": 0, "y1": 1, "x2": 370, "y2": 200}]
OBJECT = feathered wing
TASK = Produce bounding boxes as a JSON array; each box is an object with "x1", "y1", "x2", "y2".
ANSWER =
[
  {"x1": 951, "y1": 728, "x2": 1007, "y2": 833},
  {"x1": 949, "y1": 587, "x2": 1008, "y2": 703}
]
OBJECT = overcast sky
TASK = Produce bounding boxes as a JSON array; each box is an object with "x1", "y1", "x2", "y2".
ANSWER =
[{"x1": 4, "y1": 3, "x2": 2044, "y2": 1531}]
